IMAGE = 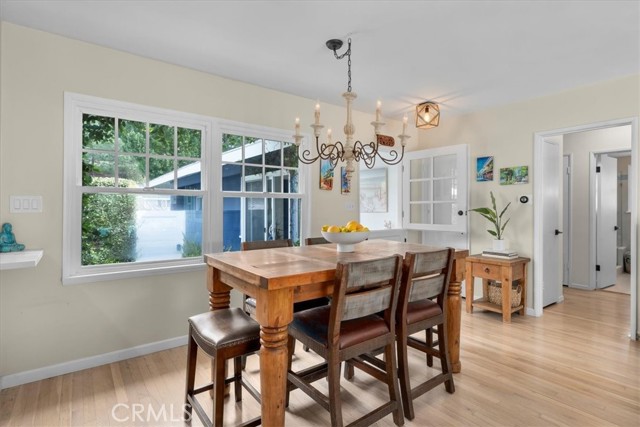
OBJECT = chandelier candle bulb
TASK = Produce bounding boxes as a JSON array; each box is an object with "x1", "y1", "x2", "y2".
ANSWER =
[
  {"x1": 402, "y1": 115, "x2": 408, "y2": 134},
  {"x1": 376, "y1": 100, "x2": 381, "y2": 122},
  {"x1": 314, "y1": 102, "x2": 320, "y2": 125},
  {"x1": 327, "y1": 128, "x2": 332, "y2": 145},
  {"x1": 295, "y1": 117, "x2": 300, "y2": 136}
]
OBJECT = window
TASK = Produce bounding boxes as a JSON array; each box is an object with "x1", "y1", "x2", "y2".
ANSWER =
[
  {"x1": 63, "y1": 93, "x2": 212, "y2": 284},
  {"x1": 219, "y1": 125, "x2": 305, "y2": 251}
]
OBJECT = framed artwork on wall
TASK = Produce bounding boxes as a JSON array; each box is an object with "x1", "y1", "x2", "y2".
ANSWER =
[
  {"x1": 476, "y1": 156, "x2": 494, "y2": 181},
  {"x1": 359, "y1": 168, "x2": 388, "y2": 212},
  {"x1": 341, "y1": 167, "x2": 350, "y2": 194},
  {"x1": 319, "y1": 159, "x2": 333, "y2": 190},
  {"x1": 500, "y1": 165, "x2": 529, "y2": 185}
]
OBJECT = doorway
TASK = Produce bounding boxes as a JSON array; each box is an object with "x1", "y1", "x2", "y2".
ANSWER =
[{"x1": 533, "y1": 118, "x2": 638, "y2": 340}]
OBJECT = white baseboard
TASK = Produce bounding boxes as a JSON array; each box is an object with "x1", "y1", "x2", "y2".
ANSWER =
[
  {"x1": 567, "y1": 282, "x2": 591, "y2": 290},
  {"x1": 0, "y1": 335, "x2": 187, "y2": 390}
]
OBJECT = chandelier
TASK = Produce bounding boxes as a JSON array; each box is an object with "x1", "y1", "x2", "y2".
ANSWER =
[{"x1": 293, "y1": 38, "x2": 410, "y2": 181}]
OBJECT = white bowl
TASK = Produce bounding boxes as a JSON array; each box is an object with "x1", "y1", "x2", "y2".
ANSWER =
[{"x1": 321, "y1": 231, "x2": 369, "y2": 252}]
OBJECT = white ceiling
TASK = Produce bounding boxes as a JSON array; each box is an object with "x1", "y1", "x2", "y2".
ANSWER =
[{"x1": 1, "y1": 0, "x2": 639, "y2": 119}]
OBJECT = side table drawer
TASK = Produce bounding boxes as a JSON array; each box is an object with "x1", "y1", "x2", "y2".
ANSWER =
[{"x1": 472, "y1": 262, "x2": 501, "y2": 280}]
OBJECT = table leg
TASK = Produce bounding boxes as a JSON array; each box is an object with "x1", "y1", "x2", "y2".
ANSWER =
[
  {"x1": 447, "y1": 258, "x2": 465, "y2": 374},
  {"x1": 255, "y1": 287, "x2": 294, "y2": 427},
  {"x1": 520, "y1": 263, "x2": 528, "y2": 316},
  {"x1": 465, "y1": 261, "x2": 473, "y2": 314},
  {"x1": 207, "y1": 267, "x2": 232, "y2": 397},
  {"x1": 502, "y1": 266, "x2": 513, "y2": 323}
]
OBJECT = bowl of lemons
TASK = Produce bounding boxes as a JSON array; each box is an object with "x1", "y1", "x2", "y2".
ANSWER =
[{"x1": 321, "y1": 220, "x2": 369, "y2": 252}]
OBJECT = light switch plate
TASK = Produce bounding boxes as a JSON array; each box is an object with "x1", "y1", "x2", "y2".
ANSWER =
[{"x1": 9, "y1": 196, "x2": 43, "y2": 213}]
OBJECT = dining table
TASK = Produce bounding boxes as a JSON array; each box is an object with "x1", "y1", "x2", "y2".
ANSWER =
[{"x1": 205, "y1": 239, "x2": 468, "y2": 426}]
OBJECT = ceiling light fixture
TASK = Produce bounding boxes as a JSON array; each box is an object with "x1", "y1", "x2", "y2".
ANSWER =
[
  {"x1": 416, "y1": 101, "x2": 440, "y2": 129},
  {"x1": 293, "y1": 38, "x2": 410, "y2": 181}
]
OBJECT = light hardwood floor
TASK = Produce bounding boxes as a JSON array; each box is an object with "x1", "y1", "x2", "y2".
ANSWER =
[{"x1": 1, "y1": 288, "x2": 638, "y2": 426}]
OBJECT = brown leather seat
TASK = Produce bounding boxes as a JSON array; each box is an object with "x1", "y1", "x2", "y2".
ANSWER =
[
  {"x1": 305, "y1": 236, "x2": 329, "y2": 245},
  {"x1": 286, "y1": 255, "x2": 405, "y2": 427},
  {"x1": 184, "y1": 308, "x2": 261, "y2": 427}
]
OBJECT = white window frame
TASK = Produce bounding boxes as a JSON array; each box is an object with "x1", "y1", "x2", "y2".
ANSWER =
[
  {"x1": 63, "y1": 93, "x2": 214, "y2": 285},
  {"x1": 217, "y1": 120, "x2": 309, "y2": 247}
]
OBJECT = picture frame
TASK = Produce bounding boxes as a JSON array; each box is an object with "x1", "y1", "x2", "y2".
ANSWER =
[
  {"x1": 319, "y1": 159, "x2": 333, "y2": 190},
  {"x1": 500, "y1": 165, "x2": 529, "y2": 185},
  {"x1": 359, "y1": 168, "x2": 388, "y2": 212},
  {"x1": 340, "y1": 167, "x2": 350, "y2": 194},
  {"x1": 476, "y1": 156, "x2": 494, "y2": 182}
]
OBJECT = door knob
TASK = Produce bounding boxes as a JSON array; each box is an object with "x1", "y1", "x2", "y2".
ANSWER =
[
  {"x1": 614, "y1": 225, "x2": 619, "y2": 231},
  {"x1": 555, "y1": 229, "x2": 563, "y2": 235},
  {"x1": 457, "y1": 210, "x2": 464, "y2": 216}
]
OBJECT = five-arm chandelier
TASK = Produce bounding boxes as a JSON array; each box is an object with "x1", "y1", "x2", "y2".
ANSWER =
[{"x1": 293, "y1": 38, "x2": 410, "y2": 181}]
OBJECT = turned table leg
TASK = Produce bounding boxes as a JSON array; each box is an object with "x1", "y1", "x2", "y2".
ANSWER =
[
  {"x1": 255, "y1": 287, "x2": 294, "y2": 427},
  {"x1": 207, "y1": 267, "x2": 231, "y2": 396},
  {"x1": 447, "y1": 257, "x2": 465, "y2": 374}
]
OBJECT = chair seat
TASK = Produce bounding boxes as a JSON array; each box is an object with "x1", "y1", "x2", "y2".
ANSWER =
[
  {"x1": 405, "y1": 299, "x2": 442, "y2": 325},
  {"x1": 188, "y1": 308, "x2": 260, "y2": 355},
  {"x1": 290, "y1": 306, "x2": 390, "y2": 350}
]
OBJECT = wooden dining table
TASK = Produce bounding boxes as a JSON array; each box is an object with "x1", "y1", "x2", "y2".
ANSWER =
[{"x1": 205, "y1": 239, "x2": 468, "y2": 426}]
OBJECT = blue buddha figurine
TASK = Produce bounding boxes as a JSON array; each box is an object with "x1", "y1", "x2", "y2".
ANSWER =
[{"x1": 0, "y1": 223, "x2": 25, "y2": 252}]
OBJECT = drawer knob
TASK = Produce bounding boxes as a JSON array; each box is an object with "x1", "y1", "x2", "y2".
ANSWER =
[{"x1": 484, "y1": 267, "x2": 490, "y2": 273}]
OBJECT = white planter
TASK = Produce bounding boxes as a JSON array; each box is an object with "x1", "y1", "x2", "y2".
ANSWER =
[{"x1": 492, "y1": 239, "x2": 507, "y2": 251}]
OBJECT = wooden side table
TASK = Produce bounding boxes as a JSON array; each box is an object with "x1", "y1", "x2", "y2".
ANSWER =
[{"x1": 465, "y1": 254, "x2": 531, "y2": 322}]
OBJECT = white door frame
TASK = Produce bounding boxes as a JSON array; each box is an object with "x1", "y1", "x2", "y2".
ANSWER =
[
  {"x1": 533, "y1": 117, "x2": 637, "y2": 341},
  {"x1": 562, "y1": 154, "x2": 573, "y2": 286}
]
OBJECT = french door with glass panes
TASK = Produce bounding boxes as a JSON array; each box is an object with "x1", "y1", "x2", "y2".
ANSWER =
[{"x1": 402, "y1": 144, "x2": 468, "y2": 232}]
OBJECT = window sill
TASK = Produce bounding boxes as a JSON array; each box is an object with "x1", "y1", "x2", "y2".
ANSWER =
[
  {"x1": 62, "y1": 260, "x2": 206, "y2": 285},
  {"x1": 0, "y1": 250, "x2": 44, "y2": 271}
]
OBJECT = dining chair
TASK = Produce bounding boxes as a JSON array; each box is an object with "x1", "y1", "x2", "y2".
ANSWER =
[
  {"x1": 396, "y1": 248, "x2": 455, "y2": 419},
  {"x1": 305, "y1": 236, "x2": 329, "y2": 245},
  {"x1": 343, "y1": 248, "x2": 455, "y2": 420},
  {"x1": 184, "y1": 308, "x2": 261, "y2": 427},
  {"x1": 241, "y1": 239, "x2": 293, "y2": 318},
  {"x1": 286, "y1": 255, "x2": 405, "y2": 427}
]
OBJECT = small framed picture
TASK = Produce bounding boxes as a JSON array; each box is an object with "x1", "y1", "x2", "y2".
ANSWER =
[
  {"x1": 476, "y1": 156, "x2": 494, "y2": 182},
  {"x1": 319, "y1": 159, "x2": 333, "y2": 190},
  {"x1": 341, "y1": 167, "x2": 350, "y2": 194},
  {"x1": 500, "y1": 166, "x2": 529, "y2": 185}
]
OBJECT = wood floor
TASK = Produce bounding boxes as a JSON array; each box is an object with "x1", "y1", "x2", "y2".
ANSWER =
[{"x1": 1, "y1": 287, "x2": 638, "y2": 426}]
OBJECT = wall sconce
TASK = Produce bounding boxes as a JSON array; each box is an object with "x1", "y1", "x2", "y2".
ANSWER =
[{"x1": 416, "y1": 101, "x2": 440, "y2": 129}]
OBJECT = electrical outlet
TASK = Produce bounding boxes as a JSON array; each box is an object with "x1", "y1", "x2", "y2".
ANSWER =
[{"x1": 9, "y1": 196, "x2": 43, "y2": 213}]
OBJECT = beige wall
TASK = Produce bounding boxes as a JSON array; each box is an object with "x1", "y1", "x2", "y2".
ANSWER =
[
  {"x1": 416, "y1": 74, "x2": 639, "y2": 322},
  {"x1": 563, "y1": 126, "x2": 632, "y2": 287},
  {"x1": 0, "y1": 23, "x2": 414, "y2": 377}
]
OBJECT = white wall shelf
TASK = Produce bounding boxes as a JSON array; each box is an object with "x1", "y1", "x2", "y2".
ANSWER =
[{"x1": 0, "y1": 250, "x2": 43, "y2": 270}]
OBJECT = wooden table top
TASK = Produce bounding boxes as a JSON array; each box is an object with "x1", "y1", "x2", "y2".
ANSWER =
[{"x1": 205, "y1": 239, "x2": 468, "y2": 291}]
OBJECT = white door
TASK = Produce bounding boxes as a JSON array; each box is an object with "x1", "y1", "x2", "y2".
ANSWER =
[
  {"x1": 562, "y1": 155, "x2": 571, "y2": 285},
  {"x1": 596, "y1": 154, "x2": 618, "y2": 288},
  {"x1": 402, "y1": 144, "x2": 468, "y2": 233},
  {"x1": 542, "y1": 139, "x2": 562, "y2": 307}
]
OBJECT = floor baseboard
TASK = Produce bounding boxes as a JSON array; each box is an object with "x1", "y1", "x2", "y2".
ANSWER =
[{"x1": 0, "y1": 335, "x2": 187, "y2": 390}]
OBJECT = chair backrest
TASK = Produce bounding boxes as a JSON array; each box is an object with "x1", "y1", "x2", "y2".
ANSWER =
[
  {"x1": 328, "y1": 255, "x2": 403, "y2": 342},
  {"x1": 398, "y1": 248, "x2": 455, "y2": 317},
  {"x1": 305, "y1": 236, "x2": 329, "y2": 246},
  {"x1": 241, "y1": 239, "x2": 292, "y2": 251}
]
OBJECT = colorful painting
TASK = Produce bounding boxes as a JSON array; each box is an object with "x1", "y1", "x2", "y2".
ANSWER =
[
  {"x1": 319, "y1": 159, "x2": 333, "y2": 190},
  {"x1": 341, "y1": 167, "x2": 350, "y2": 194},
  {"x1": 359, "y1": 168, "x2": 388, "y2": 212},
  {"x1": 500, "y1": 165, "x2": 529, "y2": 185},
  {"x1": 476, "y1": 156, "x2": 494, "y2": 182}
]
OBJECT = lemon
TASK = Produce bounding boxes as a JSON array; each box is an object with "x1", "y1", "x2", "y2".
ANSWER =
[
  {"x1": 321, "y1": 225, "x2": 330, "y2": 232},
  {"x1": 327, "y1": 225, "x2": 341, "y2": 233}
]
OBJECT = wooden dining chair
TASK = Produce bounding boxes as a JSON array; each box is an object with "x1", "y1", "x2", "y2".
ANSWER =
[
  {"x1": 395, "y1": 248, "x2": 455, "y2": 420},
  {"x1": 305, "y1": 236, "x2": 329, "y2": 245},
  {"x1": 286, "y1": 255, "x2": 405, "y2": 427},
  {"x1": 343, "y1": 248, "x2": 455, "y2": 420},
  {"x1": 241, "y1": 239, "x2": 293, "y2": 317}
]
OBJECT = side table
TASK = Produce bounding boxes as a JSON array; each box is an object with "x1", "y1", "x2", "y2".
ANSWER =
[{"x1": 465, "y1": 254, "x2": 531, "y2": 322}]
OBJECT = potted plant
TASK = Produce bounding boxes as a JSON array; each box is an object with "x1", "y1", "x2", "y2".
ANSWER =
[{"x1": 469, "y1": 191, "x2": 511, "y2": 251}]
